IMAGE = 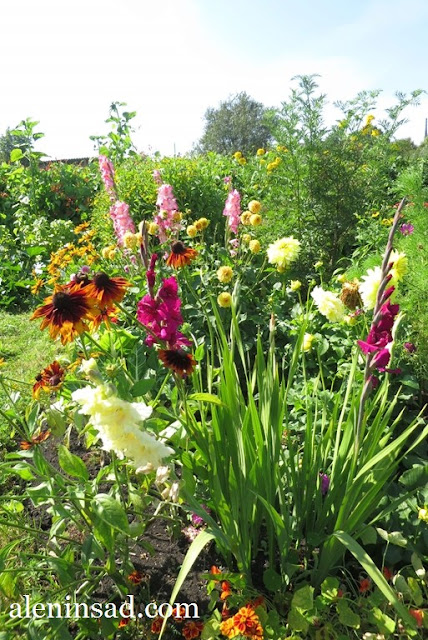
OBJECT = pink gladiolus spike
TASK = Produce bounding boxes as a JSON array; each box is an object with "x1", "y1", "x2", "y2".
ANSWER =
[
  {"x1": 99, "y1": 155, "x2": 116, "y2": 200},
  {"x1": 223, "y1": 189, "x2": 241, "y2": 235}
]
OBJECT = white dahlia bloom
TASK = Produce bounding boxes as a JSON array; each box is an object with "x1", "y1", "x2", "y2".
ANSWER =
[
  {"x1": 359, "y1": 266, "x2": 382, "y2": 310},
  {"x1": 311, "y1": 286, "x2": 346, "y2": 322},
  {"x1": 267, "y1": 237, "x2": 301, "y2": 272}
]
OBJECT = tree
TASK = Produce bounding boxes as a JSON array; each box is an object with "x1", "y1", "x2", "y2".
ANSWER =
[{"x1": 197, "y1": 92, "x2": 272, "y2": 155}]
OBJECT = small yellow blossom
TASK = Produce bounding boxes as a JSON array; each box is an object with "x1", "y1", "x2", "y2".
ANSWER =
[
  {"x1": 233, "y1": 151, "x2": 242, "y2": 159},
  {"x1": 381, "y1": 217, "x2": 394, "y2": 226},
  {"x1": 238, "y1": 157, "x2": 247, "y2": 165},
  {"x1": 249, "y1": 239, "x2": 261, "y2": 254},
  {"x1": 250, "y1": 213, "x2": 262, "y2": 226},
  {"x1": 289, "y1": 280, "x2": 301, "y2": 291},
  {"x1": 256, "y1": 148, "x2": 265, "y2": 156},
  {"x1": 197, "y1": 217, "x2": 209, "y2": 229},
  {"x1": 418, "y1": 508, "x2": 428, "y2": 522},
  {"x1": 248, "y1": 200, "x2": 261, "y2": 214},
  {"x1": 108, "y1": 249, "x2": 118, "y2": 260},
  {"x1": 148, "y1": 222, "x2": 159, "y2": 235},
  {"x1": 172, "y1": 211, "x2": 182, "y2": 222},
  {"x1": 135, "y1": 232, "x2": 143, "y2": 245},
  {"x1": 372, "y1": 211, "x2": 380, "y2": 218},
  {"x1": 314, "y1": 261, "x2": 323, "y2": 269},
  {"x1": 303, "y1": 333, "x2": 314, "y2": 352},
  {"x1": 259, "y1": 159, "x2": 266, "y2": 165},
  {"x1": 240, "y1": 211, "x2": 252, "y2": 225},
  {"x1": 267, "y1": 162, "x2": 276, "y2": 171},
  {"x1": 217, "y1": 266, "x2": 233, "y2": 283},
  {"x1": 371, "y1": 129, "x2": 380, "y2": 137},
  {"x1": 122, "y1": 231, "x2": 138, "y2": 249},
  {"x1": 344, "y1": 314, "x2": 357, "y2": 326},
  {"x1": 187, "y1": 225, "x2": 197, "y2": 238},
  {"x1": 217, "y1": 292, "x2": 232, "y2": 308},
  {"x1": 242, "y1": 233, "x2": 251, "y2": 244}
]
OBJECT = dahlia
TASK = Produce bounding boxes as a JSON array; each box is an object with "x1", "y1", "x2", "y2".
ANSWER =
[
  {"x1": 311, "y1": 286, "x2": 346, "y2": 322},
  {"x1": 267, "y1": 237, "x2": 300, "y2": 271}
]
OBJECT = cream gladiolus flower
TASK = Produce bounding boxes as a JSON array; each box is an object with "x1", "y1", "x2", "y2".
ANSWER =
[
  {"x1": 267, "y1": 237, "x2": 301, "y2": 271},
  {"x1": 311, "y1": 286, "x2": 346, "y2": 322}
]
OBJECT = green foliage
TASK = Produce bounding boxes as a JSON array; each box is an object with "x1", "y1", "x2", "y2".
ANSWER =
[
  {"x1": 89, "y1": 101, "x2": 137, "y2": 164},
  {"x1": 197, "y1": 91, "x2": 272, "y2": 155}
]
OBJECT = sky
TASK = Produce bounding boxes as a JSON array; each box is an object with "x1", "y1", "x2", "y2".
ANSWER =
[{"x1": 1, "y1": 0, "x2": 428, "y2": 159}]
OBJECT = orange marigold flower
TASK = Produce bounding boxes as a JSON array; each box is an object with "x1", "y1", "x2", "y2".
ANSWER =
[
  {"x1": 359, "y1": 577, "x2": 371, "y2": 593},
  {"x1": 219, "y1": 617, "x2": 236, "y2": 638},
  {"x1": 166, "y1": 241, "x2": 198, "y2": 268},
  {"x1": 182, "y1": 620, "x2": 203, "y2": 639},
  {"x1": 32, "y1": 361, "x2": 65, "y2": 398},
  {"x1": 151, "y1": 616, "x2": 164, "y2": 634},
  {"x1": 31, "y1": 286, "x2": 97, "y2": 344},
  {"x1": 158, "y1": 349, "x2": 196, "y2": 377},
  {"x1": 84, "y1": 272, "x2": 130, "y2": 307},
  {"x1": 233, "y1": 605, "x2": 263, "y2": 637},
  {"x1": 20, "y1": 430, "x2": 51, "y2": 450},
  {"x1": 220, "y1": 581, "x2": 232, "y2": 600},
  {"x1": 128, "y1": 570, "x2": 143, "y2": 585},
  {"x1": 172, "y1": 605, "x2": 187, "y2": 623}
]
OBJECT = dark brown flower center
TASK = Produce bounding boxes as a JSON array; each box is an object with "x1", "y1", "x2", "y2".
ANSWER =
[
  {"x1": 94, "y1": 272, "x2": 112, "y2": 289},
  {"x1": 171, "y1": 241, "x2": 186, "y2": 255},
  {"x1": 52, "y1": 291, "x2": 74, "y2": 311},
  {"x1": 49, "y1": 374, "x2": 62, "y2": 386}
]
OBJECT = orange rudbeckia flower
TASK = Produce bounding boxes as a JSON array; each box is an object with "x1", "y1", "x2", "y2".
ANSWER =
[
  {"x1": 166, "y1": 241, "x2": 197, "y2": 268},
  {"x1": 20, "y1": 430, "x2": 51, "y2": 450},
  {"x1": 158, "y1": 349, "x2": 196, "y2": 377},
  {"x1": 84, "y1": 272, "x2": 130, "y2": 307},
  {"x1": 32, "y1": 361, "x2": 65, "y2": 398},
  {"x1": 31, "y1": 286, "x2": 97, "y2": 344}
]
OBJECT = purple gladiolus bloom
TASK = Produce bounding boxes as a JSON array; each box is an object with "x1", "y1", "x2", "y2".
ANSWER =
[
  {"x1": 399, "y1": 223, "x2": 414, "y2": 236},
  {"x1": 320, "y1": 473, "x2": 330, "y2": 496}
]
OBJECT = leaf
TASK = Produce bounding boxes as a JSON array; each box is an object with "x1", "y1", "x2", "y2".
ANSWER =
[
  {"x1": 287, "y1": 607, "x2": 309, "y2": 633},
  {"x1": 336, "y1": 599, "x2": 360, "y2": 628},
  {"x1": 292, "y1": 585, "x2": 314, "y2": 611},
  {"x1": 399, "y1": 464, "x2": 428, "y2": 489},
  {"x1": 368, "y1": 607, "x2": 395, "y2": 635},
  {"x1": 359, "y1": 526, "x2": 377, "y2": 545},
  {"x1": 320, "y1": 577, "x2": 339, "y2": 601},
  {"x1": 376, "y1": 528, "x2": 408, "y2": 548},
  {"x1": 194, "y1": 344, "x2": 205, "y2": 362},
  {"x1": 131, "y1": 378, "x2": 155, "y2": 396},
  {"x1": 58, "y1": 445, "x2": 89, "y2": 480},
  {"x1": 25, "y1": 246, "x2": 46, "y2": 257},
  {"x1": 263, "y1": 567, "x2": 282, "y2": 592},
  {"x1": 91, "y1": 494, "x2": 129, "y2": 534},
  {"x1": 188, "y1": 392, "x2": 226, "y2": 406},
  {"x1": 10, "y1": 148, "x2": 23, "y2": 162}
]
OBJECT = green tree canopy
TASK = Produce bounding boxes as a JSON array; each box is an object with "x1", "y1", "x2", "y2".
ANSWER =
[{"x1": 197, "y1": 92, "x2": 272, "y2": 156}]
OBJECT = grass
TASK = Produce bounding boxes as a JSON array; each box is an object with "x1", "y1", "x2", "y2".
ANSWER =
[{"x1": 0, "y1": 309, "x2": 62, "y2": 442}]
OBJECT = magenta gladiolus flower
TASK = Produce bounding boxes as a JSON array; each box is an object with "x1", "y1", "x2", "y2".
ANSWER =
[
  {"x1": 399, "y1": 223, "x2": 414, "y2": 236},
  {"x1": 223, "y1": 189, "x2": 241, "y2": 235}
]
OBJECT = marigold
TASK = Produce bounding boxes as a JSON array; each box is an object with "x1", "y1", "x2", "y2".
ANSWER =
[
  {"x1": 359, "y1": 577, "x2": 371, "y2": 593},
  {"x1": 217, "y1": 292, "x2": 232, "y2": 308},
  {"x1": 217, "y1": 266, "x2": 234, "y2": 283},
  {"x1": 166, "y1": 242, "x2": 198, "y2": 268},
  {"x1": 31, "y1": 286, "x2": 97, "y2": 344},
  {"x1": 182, "y1": 620, "x2": 204, "y2": 639}
]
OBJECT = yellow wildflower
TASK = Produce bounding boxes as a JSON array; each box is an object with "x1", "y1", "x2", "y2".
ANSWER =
[
  {"x1": 256, "y1": 148, "x2": 265, "y2": 156},
  {"x1": 248, "y1": 200, "x2": 261, "y2": 214},
  {"x1": 242, "y1": 233, "x2": 251, "y2": 244},
  {"x1": 217, "y1": 292, "x2": 232, "y2": 308},
  {"x1": 289, "y1": 280, "x2": 301, "y2": 291},
  {"x1": 249, "y1": 239, "x2": 261, "y2": 254},
  {"x1": 240, "y1": 211, "x2": 252, "y2": 225},
  {"x1": 238, "y1": 157, "x2": 247, "y2": 165},
  {"x1": 418, "y1": 508, "x2": 428, "y2": 522},
  {"x1": 250, "y1": 213, "x2": 262, "y2": 226},
  {"x1": 233, "y1": 151, "x2": 242, "y2": 159},
  {"x1": 217, "y1": 266, "x2": 233, "y2": 283},
  {"x1": 187, "y1": 225, "x2": 197, "y2": 238}
]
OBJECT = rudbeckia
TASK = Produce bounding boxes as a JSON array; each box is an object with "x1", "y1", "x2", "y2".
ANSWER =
[
  {"x1": 32, "y1": 361, "x2": 65, "y2": 398},
  {"x1": 166, "y1": 241, "x2": 197, "y2": 268},
  {"x1": 20, "y1": 430, "x2": 51, "y2": 450},
  {"x1": 158, "y1": 349, "x2": 196, "y2": 377},
  {"x1": 31, "y1": 286, "x2": 96, "y2": 344},
  {"x1": 84, "y1": 272, "x2": 130, "y2": 307}
]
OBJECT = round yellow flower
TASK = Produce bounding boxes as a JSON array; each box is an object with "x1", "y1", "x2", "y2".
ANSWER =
[
  {"x1": 267, "y1": 237, "x2": 301, "y2": 271},
  {"x1": 248, "y1": 200, "x2": 261, "y2": 214},
  {"x1": 249, "y1": 239, "x2": 261, "y2": 254},
  {"x1": 371, "y1": 129, "x2": 380, "y2": 137},
  {"x1": 187, "y1": 225, "x2": 197, "y2": 238},
  {"x1": 303, "y1": 333, "x2": 314, "y2": 352},
  {"x1": 240, "y1": 211, "x2": 252, "y2": 225},
  {"x1": 256, "y1": 148, "x2": 265, "y2": 156},
  {"x1": 135, "y1": 232, "x2": 143, "y2": 245},
  {"x1": 217, "y1": 292, "x2": 232, "y2": 308},
  {"x1": 122, "y1": 231, "x2": 138, "y2": 249},
  {"x1": 102, "y1": 247, "x2": 111, "y2": 259},
  {"x1": 389, "y1": 250, "x2": 408, "y2": 284},
  {"x1": 250, "y1": 213, "x2": 262, "y2": 226},
  {"x1": 197, "y1": 217, "x2": 209, "y2": 229},
  {"x1": 108, "y1": 249, "x2": 118, "y2": 260},
  {"x1": 194, "y1": 220, "x2": 203, "y2": 231},
  {"x1": 418, "y1": 507, "x2": 428, "y2": 522},
  {"x1": 217, "y1": 266, "x2": 233, "y2": 283},
  {"x1": 233, "y1": 151, "x2": 242, "y2": 159},
  {"x1": 260, "y1": 159, "x2": 266, "y2": 165},
  {"x1": 238, "y1": 157, "x2": 247, "y2": 165},
  {"x1": 148, "y1": 222, "x2": 159, "y2": 235},
  {"x1": 267, "y1": 162, "x2": 276, "y2": 171},
  {"x1": 289, "y1": 280, "x2": 301, "y2": 291},
  {"x1": 172, "y1": 211, "x2": 182, "y2": 222},
  {"x1": 242, "y1": 233, "x2": 251, "y2": 244}
]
